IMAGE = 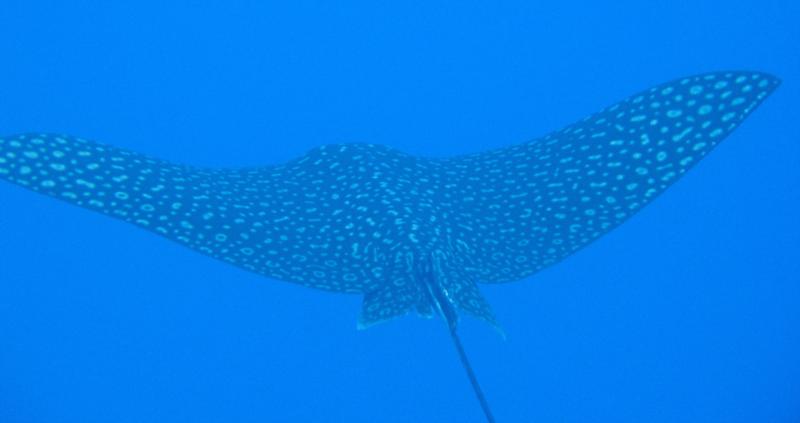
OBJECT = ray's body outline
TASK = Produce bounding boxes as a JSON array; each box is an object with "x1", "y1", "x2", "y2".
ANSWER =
[{"x1": 0, "y1": 70, "x2": 780, "y2": 422}]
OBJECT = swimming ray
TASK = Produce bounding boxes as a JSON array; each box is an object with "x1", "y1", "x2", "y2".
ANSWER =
[{"x1": 0, "y1": 70, "x2": 780, "y2": 422}]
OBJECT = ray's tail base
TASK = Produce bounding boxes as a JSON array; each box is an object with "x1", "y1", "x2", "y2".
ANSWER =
[{"x1": 418, "y1": 254, "x2": 497, "y2": 422}]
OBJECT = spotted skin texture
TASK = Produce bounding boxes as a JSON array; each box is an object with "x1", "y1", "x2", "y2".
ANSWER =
[
  {"x1": 0, "y1": 71, "x2": 779, "y2": 329},
  {"x1": 446, "y1": 71, "x2": 780, "y2": 285}
]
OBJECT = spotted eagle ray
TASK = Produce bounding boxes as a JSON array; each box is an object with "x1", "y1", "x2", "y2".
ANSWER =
[{"x1": 0, "y1": 71, "x2": 779, "y2": 422}]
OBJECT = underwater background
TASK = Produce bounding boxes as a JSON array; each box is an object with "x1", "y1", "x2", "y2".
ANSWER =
[{"x1": 0, "y1": 1, "x2": 797, "y2": 422}]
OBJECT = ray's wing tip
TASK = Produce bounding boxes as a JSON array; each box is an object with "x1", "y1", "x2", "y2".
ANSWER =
[
  {"x1": 681, "y1": 70, "x2": 781, "y2": 93},
  {"x1": 718, "y1": 70, "x2": 781, "y2": 92},
  {"x1": 702, "y1": 69, "x2": 779, "y2": 80},
  {"x1": 765, "y1": 72, "x2": 781, "y2": 86},
  {"x1": 749, "y1": 70, "x2": 782, "y2": 92},
  {"x1": 752, "y1": 70, "x2": 781, "y2": 82},
  {"x1": 685, "y1": 70, "x2": 782, "y2": 115},
  {"x1": 741, "y1": 71, "x2": 782, "y2": 110}
]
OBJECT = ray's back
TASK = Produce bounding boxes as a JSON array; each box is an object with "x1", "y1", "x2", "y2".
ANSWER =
[{"x1": 0, "y1": 71, "x2": 780, "y2": 293}]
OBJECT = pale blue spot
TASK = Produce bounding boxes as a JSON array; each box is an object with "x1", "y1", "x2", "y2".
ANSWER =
[
  {"x1": 666, "y1": 109, "x2": 683, "y2": 118},
  {"x1": 672, "y1": 127, "x2": 693, "y2": 142}
]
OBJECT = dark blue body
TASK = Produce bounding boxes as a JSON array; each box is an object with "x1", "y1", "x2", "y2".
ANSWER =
[{"x1": 0, "y1": 1, "x2": 798, "y2": 422}]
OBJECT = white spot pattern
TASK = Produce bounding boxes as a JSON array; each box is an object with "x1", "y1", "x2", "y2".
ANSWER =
[
  {"x1": 0, "y1": 71, "x2": 779, "y2": 328},
  {"x1": 444, "y1": 71, "x2": 779, "y2": 284}
]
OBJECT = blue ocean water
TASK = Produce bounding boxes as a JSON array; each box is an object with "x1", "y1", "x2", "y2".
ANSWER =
[{"x1": 0, "y1": 1, "x2": 797, "y2": 422}]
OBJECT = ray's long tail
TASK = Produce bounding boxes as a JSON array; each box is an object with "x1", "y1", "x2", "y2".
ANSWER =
[{"x1": 449, "y1": 325, "x2": 497, "y2": 423}]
